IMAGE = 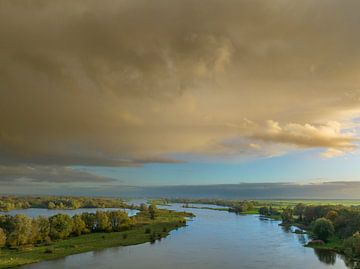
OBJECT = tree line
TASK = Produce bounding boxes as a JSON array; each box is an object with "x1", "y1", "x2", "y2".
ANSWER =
[
  {"x1": 0, "y1": 209, "x2": 134, "y2": 248},
  {"x1": 168, "y1": 198, "x2": 259, "y2": 213},
  {"x1": 258, "y1": 203, "x2": 360, "y2": 259},
  {"x1": 0, "y1": 196, "x2": 135, "y2": 211}
]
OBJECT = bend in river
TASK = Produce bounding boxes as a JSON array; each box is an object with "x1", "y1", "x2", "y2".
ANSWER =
[{"x1": 15, "y1": 203, "x2": 355, "y2": 269}]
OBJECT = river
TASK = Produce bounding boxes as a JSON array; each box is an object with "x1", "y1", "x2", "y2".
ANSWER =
[{"x1": 11, "y1": 203, "x2": 355, "y2": 269}]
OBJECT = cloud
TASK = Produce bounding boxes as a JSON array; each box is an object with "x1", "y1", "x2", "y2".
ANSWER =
[
  {"x1": 0, "y1": 165, "x2": 117, "y2": 183},
  {"x1": 1, "y1": 0, "x2": 360, "y2": 177},
  {"x1": 251, "y1": 120, "x2": 357, "y2": 157}
]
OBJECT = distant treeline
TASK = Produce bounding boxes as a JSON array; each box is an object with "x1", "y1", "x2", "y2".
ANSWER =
[
  {"x1": 0, "y1": 196, "x2": 135, "y2": 211},
  {"x1": 166, "y1": 198, "x2": 258, "y2": 213},
  {"x1": 0, "y1": 203, "x2": 160, "y2": 248}
]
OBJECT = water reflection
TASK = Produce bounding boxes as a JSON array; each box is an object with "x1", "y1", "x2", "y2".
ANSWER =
[
  {"x1": 314, "y1": 249, "x2": 337, "y2": 265},
  {"x1": 296, "y1": 233, "x2": 308, "y2": 245}
]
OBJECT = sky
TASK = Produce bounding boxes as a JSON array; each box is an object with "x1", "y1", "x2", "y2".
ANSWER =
[{"x1": 1, "y1": 0, "x2": 360, "y2": 196}]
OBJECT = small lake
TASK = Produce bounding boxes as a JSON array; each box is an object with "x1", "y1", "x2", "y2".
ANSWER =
[
  {"x1": 0, "y1": 207, "x2": 139, "y2": 218},
  {"x1": 19, "y1": 203, "x2": 355, "y2": 269}
]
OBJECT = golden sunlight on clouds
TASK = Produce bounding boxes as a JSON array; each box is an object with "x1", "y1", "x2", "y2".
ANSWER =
[{"x1": 1, "y1": 0, "x2": 360, "y2": 178}]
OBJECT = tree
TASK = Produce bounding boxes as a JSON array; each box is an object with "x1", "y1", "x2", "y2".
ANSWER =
[
  {"x1": 6, "y1": 214, "x2": 33, "y2": 247},
  {"x1": 259, "y1": 206, "x2": 269, "y2": 216},
  {"x1": 47, "y1": 202, "x2": 56, "y2": 209},
  {"x1": 312, "y1": 218, "x2": 334, "y2": 242},
  {"x1": 109, "y1": 211, "x2": 130, "y2": 232},
  {"x1": 325, "y1": 210, "x2": 338, "y2": 222},
  {"x1": 0, "y1": 228, "x2": 6, "y2": 247},
  {"x1": 294, "y1": 203, "x2": 306, "y2": 221},
  {"x1": 81, "y1": 213, "x2": 96, "y2": 232},
  {"x1": 95, "y1": 211, "x2": 111, "y2": 232},
  {"x1": 72, "y1": 215, "x2": 88, "y2": 236},
  {"x1": 148, "y1": 203, "x2": 157, "y2": 220},
  {"x1": 49, "y1": 214, "x2": 73, "y2": 240},
  {"x1": 35, "y1": 216, "x2": 51, "y2": 243},
  {"x1": 281, "y1": 207, "x2": 294, "y2": 224},
  {"x1": 344, "y1": 231, "x2": 360, "y2": 258},
  {"x1": 139, "y1": 203, "x2": 148, "y2": 211}
]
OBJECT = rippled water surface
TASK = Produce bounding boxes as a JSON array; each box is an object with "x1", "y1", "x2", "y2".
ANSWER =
[{"x1": 17, "y1": 204, "x2": 355, "y2": 269}]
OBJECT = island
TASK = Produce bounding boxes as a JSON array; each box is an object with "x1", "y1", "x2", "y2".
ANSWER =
[{"x1": 0, "y1": 198, "x2": 194, "y2": 269}]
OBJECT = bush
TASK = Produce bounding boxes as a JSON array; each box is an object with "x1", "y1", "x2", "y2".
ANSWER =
[
  {"x1": 145, "y1": 228, "x2": 151, "y2": 234},
  {"x1": 344, "y1": 232, "x2": 360, "y2": 258},
  {"x1": 312, "y1": 218, "x2": 334, "y2": 242}
]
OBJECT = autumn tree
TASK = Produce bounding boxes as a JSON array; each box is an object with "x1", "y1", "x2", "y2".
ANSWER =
[
  {"x1": 109, "y1": 211, "x2": 130, "y2": 231},
  {"x1": 49, "y1": 214, "x2": 73, "y2": 240},
  {"x1": 6, "y1": 214, "x2": 33, "y2": 247},
  {"x1": 0, "y1": 228, "x2": 6, "y2": 247},
  {"x1": 95, "y1": 211, "x2": 111, "y2": 232},
  {"x1": 72, "y1": 215, "x2": 88, "y2": 236}
]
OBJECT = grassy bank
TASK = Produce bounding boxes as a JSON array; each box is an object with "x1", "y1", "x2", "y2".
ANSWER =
[
  {"x1": 306, "y1": 236, "x2": 344, "y2": 251},
  {"x1": 0, "y1": 210, "x2": 193, "y2": 269}
]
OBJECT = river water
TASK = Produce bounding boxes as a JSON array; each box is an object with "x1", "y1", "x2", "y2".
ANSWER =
[{"x1": 12, "y1": 203, "x2": 355, "y2": 269}]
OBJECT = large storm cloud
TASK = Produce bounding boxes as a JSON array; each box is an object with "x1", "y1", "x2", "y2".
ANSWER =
[{"x1": 1, "y1": 0, "x2": 360, "y2": 183}]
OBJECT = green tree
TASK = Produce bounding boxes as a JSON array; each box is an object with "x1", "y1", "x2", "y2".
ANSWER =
[
  {"x1": 47, "y1": 202, "x2": 56, "y2": 209},
  {"x1": 259, "y1": 206, "x2": 269, "y2": 216},
  {"x1": 148, "y1": 203, "x2": 158, "y2": 220},
  {"x1": 312, "y1": 218, "x2": 335, "y2": 242},
  {"x1": 281, "y1": 207, "x2": 294, "y2": 224},
  {"x1": 109, "y1": 211, "x2": 130, "y2": 231},
  {"x1": 95, "y1": 211, "x2": 111, "y2": 232},
  {"x1": 294, "y1": 203, "x2": 306, "y2": 221},
  {"x1": 6, "y1": 214, "x2": 33, "y2": 247},
  {"x1": 81, "y1": 213, "x2": 96, "y2": 232},
  {"x1": 35, "y1": 216, "x2": 51, "y2": 243},
  {"x1": 72, "y1": 215, "x2": 88, "y2": 236},
  {"x1": 0, "y1": 228, "x2": 6, "y2": 247},
  {"x1": 344, "y1": 231, "x2": 360, "y2": 258},
  {"x1": 49, "y1": 214, "x2": 73, "y2": 240}
]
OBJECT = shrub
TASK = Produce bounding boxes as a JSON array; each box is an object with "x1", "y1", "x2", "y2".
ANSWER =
[
  {"x1": 344, "y1": 232, "x2": 360, "y2": 258},
  {"x1": 312, "y1": 218, "x2": 334, "y2": 242}
]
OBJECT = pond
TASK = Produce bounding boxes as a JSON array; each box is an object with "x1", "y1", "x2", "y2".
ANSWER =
[{"x1": 19, "y1": 203, "x2": 355, "y2": 269}]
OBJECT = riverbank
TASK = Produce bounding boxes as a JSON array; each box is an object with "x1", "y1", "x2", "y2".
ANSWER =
[{"x1": 0, "y1": 209, "x2": 194, "y2": 269}]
